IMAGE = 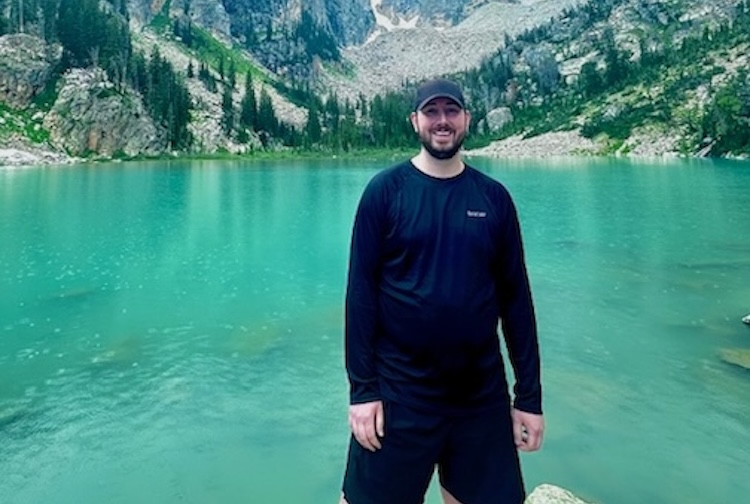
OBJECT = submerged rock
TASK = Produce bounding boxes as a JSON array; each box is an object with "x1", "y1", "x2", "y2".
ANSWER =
[
  {"x1": 719, "y1": 348, "x2": 750, "y2": 370},
  {"x1": 526, "y1": 484, "x2": 593, "y2": 504}
]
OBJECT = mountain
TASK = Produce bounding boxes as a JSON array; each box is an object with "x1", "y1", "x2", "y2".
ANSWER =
[
  {"x1": 121, "y1": 0, "x2": 582, "y2": 94},
  {"x1": 1, "y1": 0, "x2": 749, "y2": 164}
]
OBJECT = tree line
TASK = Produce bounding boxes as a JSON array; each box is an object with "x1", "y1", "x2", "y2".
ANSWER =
[
  {"x1": 1, "y1": 0, "x2": 193, "y2": 150},
  {"x1": 452, "y1": 0, "x2": 750, "y2": 155},
  {"x1": 3, "y1": 0, "x2": 747, "y2": 155}
]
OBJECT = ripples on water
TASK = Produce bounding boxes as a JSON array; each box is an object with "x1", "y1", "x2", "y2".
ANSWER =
[{"x1": 1, "y1": 158, "x2": 749, "y2": 504}]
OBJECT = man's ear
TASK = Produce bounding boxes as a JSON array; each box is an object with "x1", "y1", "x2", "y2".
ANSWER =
[{"x1": 409, "y1": 112, "x2": 418, "y2": 132}]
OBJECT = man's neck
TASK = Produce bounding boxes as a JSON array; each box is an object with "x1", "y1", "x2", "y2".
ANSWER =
[{"x1": 411, "y1": 151, "x2": 465, "y2": 179}]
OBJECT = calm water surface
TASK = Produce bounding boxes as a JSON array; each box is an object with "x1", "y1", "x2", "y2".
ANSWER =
[{"x1": 1, "y1": 157, "x2": 749, "y2": 504}]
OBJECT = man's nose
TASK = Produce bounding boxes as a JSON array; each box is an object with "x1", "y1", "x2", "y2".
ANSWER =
[{"x1": 435, "y1": 110, "x2": 450, "y2": 121}]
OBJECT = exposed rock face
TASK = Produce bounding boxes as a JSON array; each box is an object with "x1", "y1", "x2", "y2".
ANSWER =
[
  {"x1": 325, "y1": 0, "x2": 583, "y2": 102},
  {"x1": 320, "y1": 0, "x2": 376, "y2": 46},
  {"x1": 133, "y1": 30, "x2": 307, "y2": 154},
  {"x1": 126, "y1": 0, "x2": 232, "y2": 37},
  {"x1": 526, "y1": 484, "x2": 593, "y2": 504},
  {"x1": 43, "y1": 68, "x2": 165, "y2": 157},
  {"x1": 0, "y1": 34, "x2": 62, "y2": 109},
  {"x1": 177, "y1": 0, "x2": 232, "y2": 38},
  {"x1": 377, "y1": 0, "x2": 475, "y2": 27}
]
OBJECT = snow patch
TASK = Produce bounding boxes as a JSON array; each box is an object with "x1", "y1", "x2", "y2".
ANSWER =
[{"x1": 367, "y1": 0, "x2": 419, "y2": 44}]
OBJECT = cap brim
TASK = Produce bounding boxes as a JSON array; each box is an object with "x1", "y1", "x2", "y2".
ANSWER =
[{"x1": 416, "y1": 94, "x2": 464, "y2": 111}]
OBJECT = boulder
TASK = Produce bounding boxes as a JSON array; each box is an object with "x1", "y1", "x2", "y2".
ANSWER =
[
  {"x1": 0, "y1": 34, "x2": 62, "y2": 109},
  {"x1": 481, "y1": 107, "x2": 514, "y2": 134},
  {"x1": 43, "y1": 68, "x2": 166, "y2": 157},
  {"x1": 526, "y1": 484, "x2": 593, "y2": 504}
]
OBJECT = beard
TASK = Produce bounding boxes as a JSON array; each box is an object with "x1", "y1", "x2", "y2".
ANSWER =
[{"x1": 418, "y1": 128, "x2": 466, "y2": 160}]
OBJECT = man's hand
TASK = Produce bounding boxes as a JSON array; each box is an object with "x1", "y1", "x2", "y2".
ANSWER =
[
  {"x1": 512, "y1": 408, "x2": 544, "y2": 452},
  {"x1": 349, "y1": 400, "x2": 385, "y2": 452}
]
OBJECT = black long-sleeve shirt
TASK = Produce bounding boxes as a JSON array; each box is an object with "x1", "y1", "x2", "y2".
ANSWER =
[{"x1": 345, "y1": 161, "x2": 542, "y2": 415}]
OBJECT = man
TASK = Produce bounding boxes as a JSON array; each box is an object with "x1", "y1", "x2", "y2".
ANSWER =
[{"x1": 341, "y1": 79, "x2": 544, "y2": 504}]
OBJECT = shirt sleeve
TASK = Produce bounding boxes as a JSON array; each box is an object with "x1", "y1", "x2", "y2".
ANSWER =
[
  {"x1": 345, "y1": 177, "x2": 388, "y2": 404},
  {"x1": 496, "y1": 193, "x2": 543, "y2": 415}
]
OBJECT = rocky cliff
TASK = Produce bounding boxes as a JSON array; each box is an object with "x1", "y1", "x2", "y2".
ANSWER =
[
  {"x1": 2, "y1": 0, "x2": 748, "y2": 164},
  {"x1": 324, "y1": 0, "x2": 583, "y2": 102},
  {"x1": 44, "y1": 68, "x2": 165, "y2": 157},
  {"x1": 0, "y1": 34, "x2": 62, "y2": 109}
]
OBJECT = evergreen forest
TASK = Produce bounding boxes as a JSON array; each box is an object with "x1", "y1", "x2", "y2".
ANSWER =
[{"x1": 1, "y1": 0, "x2": 749, "y2": 157}]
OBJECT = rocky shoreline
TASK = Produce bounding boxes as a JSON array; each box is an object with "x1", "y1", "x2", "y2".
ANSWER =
[
  {"x1": 0, "y1": 135, "x2": 76, "y2": 168},
  {"x1": 0, "y1": 128, "x2": 682, "y2": 168},
  {"x1": 465, "y1": 128, "x2": 683, "y2": 159},
  {"x1": 5, "y1": 124, "x2": 747, "y2": 167}
]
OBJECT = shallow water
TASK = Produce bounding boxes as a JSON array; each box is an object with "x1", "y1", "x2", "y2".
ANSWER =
[{"x1": 1, "y1": 157, "x2": 749, "y2": 504}]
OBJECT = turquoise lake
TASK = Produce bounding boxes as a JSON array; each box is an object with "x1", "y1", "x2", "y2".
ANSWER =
[{"x1": 1, "y1": 156, "x2": 749, "y2": 504}]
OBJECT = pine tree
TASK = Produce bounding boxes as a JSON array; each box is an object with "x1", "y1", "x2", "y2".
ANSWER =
[
  {"x1": 227, "y1": 59, "x2": 237, "y2": 90},
  {"x1": 221, "y1": 85, "x2": 234, "y2": 135},
  {"x1": 305, "y1": 102, "x2": 322, "y2": 146},
  {"x1": 0, "y1": 0, "x2": 10, "y2": 36},
  {"x1": 239, "y1": 71, "x2": 257, "y2": 131},
  {"x1": 257, "y1": 88, "x2": 278, "y2": 135}
]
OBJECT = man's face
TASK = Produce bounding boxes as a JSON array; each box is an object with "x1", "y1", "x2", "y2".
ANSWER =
[{"x1": 410, "y1": 98, "x2": 471, "y2": 160}]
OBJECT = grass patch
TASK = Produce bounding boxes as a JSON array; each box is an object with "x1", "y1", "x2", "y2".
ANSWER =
[
  {"x1": 30, "y1": 75, "x2": 61, "y2": 111},
  {"x1": 149, "y1": 0, "x2": 172, "y2": 32},
  {"x1": 186, "y1": 27, "x2": 313, "y2": 108},
  {"x1": 0, "y1": 102, "x2": 51, "y2": 144},
  {"x1": 190, "y1": 26, "x2": 264, "y2": 82}
]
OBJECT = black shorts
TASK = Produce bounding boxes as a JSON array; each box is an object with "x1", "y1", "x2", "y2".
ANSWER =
[{"x1": 342, "y1": 401, "x2": 525, "y2": 504}]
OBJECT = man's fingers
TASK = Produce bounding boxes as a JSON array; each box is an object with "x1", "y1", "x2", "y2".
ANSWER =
[
  {"x1": 349, "y1": 401, "x2": 385, "y2": 452},
  {"x1": 367, "y1": 427, "x2": 382, "y2": 450},
  {"x1": 353, "y1": 422, "x2": 374, "y2": 451},
  {"x1": 511, "y1": 408, "x2": 545, "y2": 452},
  {"x1": 358, "y1": 421, "x2": 381, "y2": 451},
  {"x1": 524, "y1": 425, "x2": 543, "y2": 452},
  {"x1": 518, "y1": 433, "x2": 541, "y2": 452},
  {"x1": 512, "y1": 416, "x2": 524, "y2": 447},
  {"x1": 375, "y1": 402, "x2": 385, "y2": 438}
]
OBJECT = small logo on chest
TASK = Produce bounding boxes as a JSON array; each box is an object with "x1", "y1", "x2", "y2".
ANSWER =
[{"x1": 466, "y1": 210, "x2": 487, "y2": 218}]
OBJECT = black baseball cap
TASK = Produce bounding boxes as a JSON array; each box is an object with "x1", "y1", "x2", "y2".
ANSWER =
[{"x1": 413, "y1": 79, "x2": 466, "y2": 111}]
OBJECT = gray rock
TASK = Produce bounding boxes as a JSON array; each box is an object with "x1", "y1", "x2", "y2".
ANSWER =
[
  {"x1": 0, "y1": 134, "x2": 74, "y2": 167},
  {"x1": 178, "y1": 0, "x2": 232, "y2": 39},
  {"x1": 43, "y1": 68, "x2": 166, "y2": 157},
  {"x1": 526, "y1": 484, "x2": 593, "y2": 504},
  {"x1": 0, "y1": 34, "x2": 62, "y2": 109},
  {"x1": 330, "y1": 0, "x2": 377, "y2": 46},
  {"x1": 481, "y1": 107, "x2": 514, "y2": 133}
]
